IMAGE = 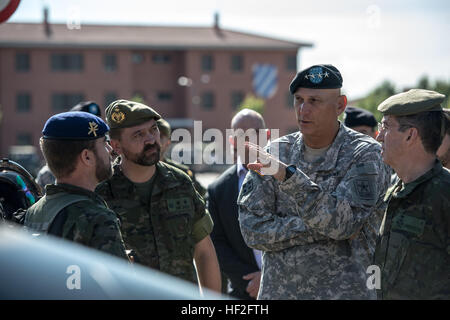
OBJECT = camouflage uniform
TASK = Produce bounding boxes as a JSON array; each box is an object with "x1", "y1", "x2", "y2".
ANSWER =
[
  {"x1": 163, "y1": 158, "x2": 206, "y2": 197},
  {"x1": 374, "y1": 161, "x2": 450, "y2": 299},
  {"x1": 24, "y1": 183, "x2": 128, "y2": 260},
  {"x1": 238, "y1": 123, "x2": 391, "y2": 299},
  {"x1": 96, "y1": 161, "x2": 214, "y2": 284}
]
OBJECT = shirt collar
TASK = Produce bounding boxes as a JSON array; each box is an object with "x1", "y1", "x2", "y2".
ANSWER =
[
  {"x1": 297, "y1": 121, "x2": 347, "y2": 171},
  {"x1": 392, "y1": 159, "x2": 444, "y2": 199},
  {"x1": 236, "y1": 156, "x2": 248, "y2": 176}
]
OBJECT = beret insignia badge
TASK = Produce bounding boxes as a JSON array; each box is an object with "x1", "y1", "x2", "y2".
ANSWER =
[
  {"x1": 111, "y1": 108, "x2": 125, "y2": 124},
  {"x1": 88, "y1": 121, "x2": 99, "y2": 137},
  {"x1": 304, "y1": 66, "x2": 329, "y2": 84}
]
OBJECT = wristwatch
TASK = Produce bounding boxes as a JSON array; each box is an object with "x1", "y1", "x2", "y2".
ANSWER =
[{"x1": 284, "y1": 165, "x2": 296, "y2": 181}]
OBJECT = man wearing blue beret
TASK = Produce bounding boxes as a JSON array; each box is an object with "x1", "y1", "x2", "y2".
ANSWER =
[
  {"x1": 35, "y1": 101, "x2": 103, "y2": 189},
  {"x1": 24, "y1": 112, "x2": 129, "y2": 261},
  {"x1": 237, "y1": 64, "x2": 391, "y2": 299}
]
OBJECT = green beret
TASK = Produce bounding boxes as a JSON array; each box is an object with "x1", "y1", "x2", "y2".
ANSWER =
[
  {"x1": 378, "y1": 89, "x2": 445, "y2": 116},
  {"x1": 105, "y1": 99, "x2": 161, "y2": 129},
  {"x1": 157, "y1": 119, "x2": 171, "y2": 137}
]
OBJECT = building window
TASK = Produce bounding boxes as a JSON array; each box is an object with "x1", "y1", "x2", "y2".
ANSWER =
[
  {"x1": 16, "y1": 93, "x2": 32, "y2": 113},
  {"x1": 231, "y1": 91, "x2": 244, "y2": 110},
  {"x1": 152, "y1": 54, "x2": 171, "y2": 64},
  {"x1": 132, "y1": 52, "x2": 144, "y2": 64},
  {"x1": 201, "y1": 54, "x2": 214, "y2": 72},
  {"x1": 52, "y1": 93, "x2": 84, "y2": 112},
  {"x1": 16, "y1": 133, "x2": 32, "y2": 145},
  {"x1": 286, "y1": 55, "x2": 297, "y2": 71},
  {"x1": 157, "y1": 91, "x2": 173, "y2": 102},
  {"x1": 15, "y1": 52, "x2": 30, "y2": 72},
  {"x1": 103, "y1": 54, "x2": 117, "y2": 72},
  {"x1": 201, "y1": 92, "x2": 215, "y2": 110},
  {"x1": 51, "y1": 53, "x2": 83, "y2": 71},
  {"x1": 286, "y1": 92, "x2": 294, "y2": 108},
  {"x1": 104, "y1": 92, "x2": 117, "y2": 107},
  {"x1": 231, "y1": 55, "x2": 243, "y2": 72}
]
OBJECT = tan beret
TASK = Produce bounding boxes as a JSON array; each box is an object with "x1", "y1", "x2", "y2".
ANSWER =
[{"x1": 378, "y1": 89, "x2": 445, "y2": 116}]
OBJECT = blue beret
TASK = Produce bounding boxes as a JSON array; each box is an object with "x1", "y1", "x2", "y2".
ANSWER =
[
  {"x1": 290, "y1": 64, "x2": 343, "y2": 94},
  {"x1": 344, "y1": 106, "x2": 377, "y2": 128},
  {"x1": 42, "y1": 111, "x2": 109, "y2": 140}
]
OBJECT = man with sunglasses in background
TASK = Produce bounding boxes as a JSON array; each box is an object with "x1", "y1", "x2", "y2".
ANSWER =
[{"x1": 23, "y1": 111, "x2": 129, "y2": 260}]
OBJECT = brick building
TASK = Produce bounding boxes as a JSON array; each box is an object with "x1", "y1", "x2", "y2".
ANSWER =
[{"x1": 0, "y1": 18, "x2": 312, "y2": 164}]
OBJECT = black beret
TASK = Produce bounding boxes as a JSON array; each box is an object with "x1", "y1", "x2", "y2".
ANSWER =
[
  {"x1": 42, "y1": 111, "x2": 109, "y2": 140},
  {"x1": 344, "y1": 106, "x2": 377, "y2": 128},
  {"x1": 70, "y1": 101, "x2": 102, "y2": 117},
  {"x1": 289, "y1": 64, "x2": 343, "y2": 94}
]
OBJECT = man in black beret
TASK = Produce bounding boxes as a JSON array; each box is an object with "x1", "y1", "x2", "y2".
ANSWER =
[
  {"x1": 237, "y1": 64, "x2": 391, "y2": 299},
  {"x1": 96, "y1": 99, "x2": 221, "y2": 293},
  {"x1": 24, "y1": 112, "x2": 129, "y2": 260},
  {"x1": 344, "y1": 106, "x2": 378, "y2": 138}
]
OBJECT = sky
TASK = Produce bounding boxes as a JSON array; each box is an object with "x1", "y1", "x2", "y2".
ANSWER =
[{"x1": 6, "y1": 0, "x2": 450, "y2": 100}]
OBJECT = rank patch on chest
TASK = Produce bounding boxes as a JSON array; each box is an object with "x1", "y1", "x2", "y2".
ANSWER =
[
  {"x1": 392, "y1": 214, "x2": 426, "y2": 236},
  {"x1": 167, "y1": 197, "x2": 192, "y2": 213}
]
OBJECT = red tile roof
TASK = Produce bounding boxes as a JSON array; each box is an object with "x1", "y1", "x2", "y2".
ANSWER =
[{"x1": 0, "y1": 22, "x2": 312, "y2": 50}]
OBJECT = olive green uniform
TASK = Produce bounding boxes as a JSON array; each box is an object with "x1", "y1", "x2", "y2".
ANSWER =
[{"x1": 374, "y1": 161, "x2": 450, "y2": 299}]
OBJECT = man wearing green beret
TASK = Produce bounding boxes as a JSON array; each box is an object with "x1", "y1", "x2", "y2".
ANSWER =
[
  {"x1": 374, "y1": 89, "x2": 450, "y2": 299},
  {"x1": 24, "y1": 112, "x2": 129, "y2": 261},
  {"x1": 96, "y1": 100, "x2": 221, "y2": 292},
  {"x1": 157, "y1": 118, "x2": 206, "y2": 196}
]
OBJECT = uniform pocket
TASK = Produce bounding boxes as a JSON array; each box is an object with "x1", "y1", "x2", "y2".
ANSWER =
[
  {"x1": 165, "y1": 213, "x2": 190, "y2": 240},
  {"x1": 384, "y1": 231, "x2": 410, "y2": 286}
]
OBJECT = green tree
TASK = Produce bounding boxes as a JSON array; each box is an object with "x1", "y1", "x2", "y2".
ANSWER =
[
  {"x1": 432, "y1": 79, "x2": 450, "y2": 109},
  {"x1": 417, "y1": 75, "x2": 450, "y2": 109},
  {"x1": 130, "y1": 93, "x2": 146, "y2": 104},
  {"x1": 355, "y1": 80, "x2": 396, "y2": 121},
  {"x1": 237, "y1": 94, "x2": 265, "y2": 115}
]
